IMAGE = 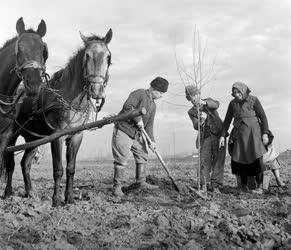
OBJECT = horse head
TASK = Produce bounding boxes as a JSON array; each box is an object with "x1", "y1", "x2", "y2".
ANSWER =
[
  {"x1": 15, "y1": 17, "x2": 48, "y2": 97},
  {"x1": 80, "y1": 29, "x2": 112, "y2": 110}
]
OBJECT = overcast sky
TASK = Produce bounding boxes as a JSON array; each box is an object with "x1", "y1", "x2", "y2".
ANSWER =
[{"x1": 1, "y1": 0, "x2": 291, "y2": 159}]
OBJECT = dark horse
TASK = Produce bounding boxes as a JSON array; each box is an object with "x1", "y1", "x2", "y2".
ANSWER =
[
  {"x1": 0, "y1": 17, "x2": 48, "y2": 182},
  {"x1": 5, "y1": 29, "x2": 112, "y2": 206}
]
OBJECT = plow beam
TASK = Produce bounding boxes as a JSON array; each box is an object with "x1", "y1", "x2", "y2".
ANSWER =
[{"x1": 6, "y1": 108, "x2": 146, "y2": 153}]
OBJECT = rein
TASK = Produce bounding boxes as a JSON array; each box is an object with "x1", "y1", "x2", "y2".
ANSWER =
[
  {"x1": 0, "y1": 90, "x2": 25, "y2": 119},
  {"x1": 0, "y1": 69, "x2": 50, "y2": 118}
]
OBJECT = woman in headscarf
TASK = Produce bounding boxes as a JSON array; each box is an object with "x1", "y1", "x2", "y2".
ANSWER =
[{"x1": 219, "y1": 82, "x2": 269, "y2": 192}]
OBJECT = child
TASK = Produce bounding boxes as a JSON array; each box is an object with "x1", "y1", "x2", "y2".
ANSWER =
[
  {"x1": 262, "y1": 142, "x2": 286, "y2": 191},
  {"x1": 186, "y1": 85, "x2": 226, "y2": 193}
]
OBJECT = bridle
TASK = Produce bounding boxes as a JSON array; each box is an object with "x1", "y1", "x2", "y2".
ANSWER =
[
  {"x1": 14, "y1": 34, "x2": 49, "y2": 83},
  {"x1": 15, "y1": 60, "x2": 48, "y2": 80},
  {"x1": 82, "y1": 44, "x2": 111, "y2": 113},
  {"x1": 82, "y1": 73, "x2": 109, "y2": 114},
  {"x1": 0, "y1": 35, "x2": 50, "y2": 117}
]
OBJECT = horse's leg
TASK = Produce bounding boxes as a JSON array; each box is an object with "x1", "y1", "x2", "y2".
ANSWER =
[
  {"x1": 51, "y1": 138, "x2": 64, "y2": 207},
  {"x1": 0, "y1": 122, "x2": 12, "y2": 177},
  {"x1": 21, "y1": 147, "x2": 38, "y2": 198},
  {"x1": 65, "y1": 133, "x2": 83, "y2": 204},
  {"x1": 0, "y1": 137, "x2": 7, "y2": 178},
  {"x1": 3, "y1": 129, "x2": 16, "y2": 197}
]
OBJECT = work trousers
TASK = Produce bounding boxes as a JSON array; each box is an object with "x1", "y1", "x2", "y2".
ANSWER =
[
  {"x1": 112, "y1": 127, "x2": 148, "y2": 167},
  {"x1": 200, "y1": 134, "x2": 226, "y2": 188}
]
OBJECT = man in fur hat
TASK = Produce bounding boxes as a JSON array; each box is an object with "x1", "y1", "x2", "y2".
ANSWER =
[
  {"x1": 112, "y1": 77, "x2": 169, "y2": 197},
  {"x1": 185, "y1": 85, "x2": 226, "y2": 193}
]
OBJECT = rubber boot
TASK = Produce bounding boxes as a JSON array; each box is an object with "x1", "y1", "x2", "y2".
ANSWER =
[
  {"x1": 112, "y1": 165, "x2": 125, "y2": 197},
  {"x1": 136, "y1": 163, "x2": 158, "y2": 190},
  {"x1": 241, "y1": 183, "x2": 249, "y2": 193},
  {"x1": 263, "y1": 170, "x2": 272, "y2": 191},
  {"x1": 240, "y1": 175, "x2": 249, "y2": 193},
  {"x1": 236, "y1": 175, "x2": 242, "y2": 189},
  {"x1": 248, "y1": 176, "x2": 257, "y2": 190},
  {"x1": 250, "y1": 173, "x2": 263, "y2": 194}
]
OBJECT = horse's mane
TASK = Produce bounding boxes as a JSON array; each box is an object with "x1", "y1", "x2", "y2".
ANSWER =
[
  {"x1": 0, "y1": 29, "x2": 38, "y2": 51},
  {"x1": 50, "y1": 35, "x2": 105, "y2": 87},
  {"x1": 50, "y1": 69, "x2": 65, "y2": 83}
]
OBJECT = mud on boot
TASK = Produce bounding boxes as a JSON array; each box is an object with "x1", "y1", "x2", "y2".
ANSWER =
[
  {"x1": 136, "y1": 181, "x2": 159, "y2": 190},
  {"x1": 135, "y1": 163, "x2": 158, "y2": 190},
  {"x1": 113, "y1": 184, "x2": 125, "y2": 197}
]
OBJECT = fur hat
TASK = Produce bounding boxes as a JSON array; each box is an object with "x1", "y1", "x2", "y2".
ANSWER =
[
  {"x1": 185, "y1": 85, "x2": 199, "y2": 101},
  {"x1": 150, "y1": 77, "x2": 169, "y2": 93}
]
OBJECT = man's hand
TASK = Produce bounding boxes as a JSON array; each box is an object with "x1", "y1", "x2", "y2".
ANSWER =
[
  {"x1": 149, "y1": 142, "x2": 157, "y2": 151},
  {"x1": 219, "y1": 137, "x2": 225, "y2": 148},
  {"x1": 191, "y1": 95, "x2": 206, "y2": 105},
  {"x1": 136, "y1": 119, "x2": 144, "y2": 130},
  {"x1": 199, "y1": 99, "x2": 207, "y2": 105},
  {"x1": 262, "y1": 134, "x2": 269, "y2": 145}
]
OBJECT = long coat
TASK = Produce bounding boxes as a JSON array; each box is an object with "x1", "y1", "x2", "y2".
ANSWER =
[{"x1": 221, "y1": 95, "x2": 268, "y2": 164}]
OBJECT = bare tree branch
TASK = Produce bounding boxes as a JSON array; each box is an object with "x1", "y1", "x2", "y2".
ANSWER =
[{"x1": 175, "y1": 26, "x2": 218, "y2": 194}]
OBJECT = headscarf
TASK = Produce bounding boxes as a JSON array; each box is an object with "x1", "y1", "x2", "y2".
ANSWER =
[
  {"x1": 232, "y1": 82, "x2": 251, "y2": 100},
  {"x1": 185, "y1": 85, "x2": 199, "y2": 101}
]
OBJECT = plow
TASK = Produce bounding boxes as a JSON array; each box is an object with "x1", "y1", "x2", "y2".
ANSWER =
[
  {"x1": 6, "y1": 107, "x2": 184, "y2": 194},
  {"x1": 6, "y1": 108, "x2": 146, "y2": 153}
]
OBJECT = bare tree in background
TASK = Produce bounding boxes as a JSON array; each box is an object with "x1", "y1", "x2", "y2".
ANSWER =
[{"x1": 176, "y1": 27, "x2": 217, "y2": 193}]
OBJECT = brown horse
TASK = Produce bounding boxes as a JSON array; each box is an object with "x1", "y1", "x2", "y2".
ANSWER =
[
  {"x1": 0, "y1": 17, "x2": 48, "y2": 179},
  {"x1": 5, "y1": 29, "x2": 112, "y2": 206}
]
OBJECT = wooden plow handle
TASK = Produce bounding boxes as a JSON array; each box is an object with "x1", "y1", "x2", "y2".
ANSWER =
[{"x1": 6, "y1": 108, "x2": 146, "y2": 153}]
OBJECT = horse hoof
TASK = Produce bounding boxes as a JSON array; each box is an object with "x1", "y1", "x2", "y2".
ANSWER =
[
  {"x1": 3, "y1": 189, "x2": 13, "y2": 198},
  {"x1": 52, "y1": 200, "x2": 63, "y2": 207},
  {"x1": 25, "y1": 191, "x2": 38, "y2": 200},
  {"x1": 52, "y1": 196, "x2": 63, "y2": 207},
  {"x1": 65, "y1": 196, "x2": 75, "y2": 205}
]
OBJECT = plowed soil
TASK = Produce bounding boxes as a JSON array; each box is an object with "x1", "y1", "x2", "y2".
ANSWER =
[{"x1": 0, "y1": 153, "x2": 290, "y2": 249}]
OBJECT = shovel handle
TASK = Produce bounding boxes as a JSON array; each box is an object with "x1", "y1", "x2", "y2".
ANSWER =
[{"x1": 140, "y1": 128, "x2": 180, "y2": 192}]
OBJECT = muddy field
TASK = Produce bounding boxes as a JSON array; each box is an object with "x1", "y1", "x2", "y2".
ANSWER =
[{"x1": 0, "y1": 152, "x2": 291, "y2": 250}]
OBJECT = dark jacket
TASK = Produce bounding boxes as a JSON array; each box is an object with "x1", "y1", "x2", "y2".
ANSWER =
[
  {"x1": 221, "y1": 95, "x2": 269, "y2": 138},
  {"x1": 115, "y1": 89, "x2": 156, "y2": 141},
  {"x1": 188, "y1": 98, "x2": 223, "y2": 138},
  {"x1": 221, "y1": 95, "x2": 268, "y2": 164}
]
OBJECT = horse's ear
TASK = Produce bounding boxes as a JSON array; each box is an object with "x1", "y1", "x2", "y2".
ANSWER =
[
  {"x1": 79, "y1": 31, "x2": 88, "y2": 44},
  {"x1": 37, "y1": 20, "x2": 46, "y2": 37},
  {"x1": 16, "y1": 17, "x2": 25, "y2": 35},
  {"x1": 104, "y1": 29, "x2": 113, "y2": 44}
]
